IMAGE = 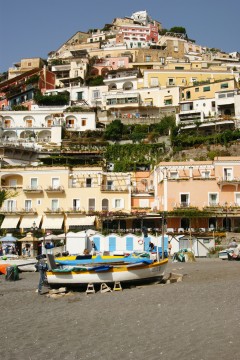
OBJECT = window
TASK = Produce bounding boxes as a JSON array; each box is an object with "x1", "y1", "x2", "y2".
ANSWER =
[
  {"x1": 164, "y1": 99, "x2": 172, "y2": 105},
  {"x1": 102, "y1": 199, "x2": 109, "y2": 211},
  {"x1": 235, "y1": 193, "x2": 240, "y2": 206},
  {"x1": 25, "y1": 119, "x2": 33, "y2": 127},
  {"x1": 25, "y1": 200, "x2": 32, "y2": 211},
  {"x1": 118, "y1": 60, "x2": 125, "y2": 67},
  {"x1": 170, "y1": 171, "x2": 178, "y2": 179},
  {"x1": 51, "y1": 199, "x2": 59, "y2": 211},
  {"x1": 186, "y1": 91, "x2": 191, "y2": 99},
  {"x1": 73, "y1": 199, "x2": 80, "y2": 210},
  {"x1": 175, "y1": 66, "x2": 184, "y2": 70},
  {"x1": 31, "y1": 178, "x2": 38, "y2": 189},
  {"x1": 86, "y1": 178, "x2": 92, "y2": 188},
  {"x1": 77, "y1": 92, "x2": 83, "y2": 100},
  {"x1": 150, "y1": 77, "x2": 159, "y2": 87},
  {"x1": 195, "y1": 88, "x2": 199, "y2": 92},
  {"x1": 37, "y1": 199, "x2": 41, "y2": 205},
  {"x1": 107, "y1": 180, "x2": 113, "y2": 190},
  {"x1": 203, "y1": 86, "x2": 210, "y2": 92},
  {"x1": 6, "y1": 200, "x2": 15, "y2": 211},
  {"x1": 223, "y1": 168, "x2": 233, "y2": 181},
  {"x1": 201, "y1": 171, "x2": 210, "y2": 178},
  {"x1": 9, "y1": 179, "x2": 17, "y2": 187},
  {"x1": 4, "y1": 119, "x2": 11, "y2": 128},
  {"x1": 145, "y1": 55, "x2": 151, "y2": 62},
  {"x1": 74, "y1": 70, "x2": 78, "y2": 77},
  {"x1": 219, "y1": 93, "x2": 226, "y2": 99},
  {"x1": 168, "y1": 78, "x2": 175, "y2": 86},
  {"x1": 52, "y1": 178, "x2": 60, "y2": 189},
  {"x1": 82, "y1": 119, "x2": 86, "y2": 126},
  {"x1": 92, "y1": 90, "x2": 100, "y2": 99},
  {"x1": 66, "y1": 118, "x2": 75, "y2": 128},
  {"x1": 114, "y1": 199, "x2": 123, "y2": 209},
  {"x1": 180, "y1": 194, "x2": 189, "y2": 207},
  {"x1": 88, "y1": 198, "x2": 95, "y2": 211},
  {"x1": 221, "y1": 83, "x2": 228, "y2": 89},
  {"x1": 209, "y1": 193, "x2": 218, "y2": 206}
]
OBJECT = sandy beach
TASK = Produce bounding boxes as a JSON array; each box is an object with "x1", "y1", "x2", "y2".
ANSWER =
[{"x1": 1, "y1": 258, "x2": 240, "y2": 360}]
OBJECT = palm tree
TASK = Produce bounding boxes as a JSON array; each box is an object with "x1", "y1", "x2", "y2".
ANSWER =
[{"x1": 0, "y1": 189, "x2": 18, "y2": 208}]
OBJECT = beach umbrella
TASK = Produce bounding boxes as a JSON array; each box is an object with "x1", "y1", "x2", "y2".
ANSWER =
[
  {"x1": 17, "y1": 232, "x2": 39, "y2": 242},
  {"x1": 0, "y1": 234, "x2": 18, "y2": 242}
]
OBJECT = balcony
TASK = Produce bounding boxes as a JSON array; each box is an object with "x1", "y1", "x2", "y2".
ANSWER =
[
  {"x1": 168, "y1": 176, "x2": 190, "y2": 182},
  {"x1": 65, "y1": 207, "x2": 85, "y2": 214},
  {"x1": 173, "y1": 202, "x2": 191, "y2": 209},
  {"x1": 23, "y1": 186, "x2": 43, "y2": 193},
  {"x1": 101, "y1": 185, "x2": 129, "y2": 192},
  {"x1": 0, "y1": 185, "x2": 23, "y2": 190},
  {"x1": 0, "y1": 207, "x2": 37, "y2": 214},
  {"x1": 131, "y1": 187, "x2": 154, "y2": 195},
  {"x1": 44, "y1": 207, "x2": 64, "y2": 214},
  {"x1": 217, "y1": 177, "x2": 240, "y2": 190},
  {"x1": 45, "y1": 186, "x2": 65, "y2": 193}
]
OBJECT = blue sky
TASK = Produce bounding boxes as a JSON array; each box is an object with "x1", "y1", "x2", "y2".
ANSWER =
[{"x1": 1, "y1": 0, "x2": 240, "y2": 72}]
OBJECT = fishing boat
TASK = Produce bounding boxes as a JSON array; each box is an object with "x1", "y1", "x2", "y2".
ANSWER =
[
  {"x1": 55, "y1": 253, "x2": 151, "y2": 266},
  {"x1": 46, "y1": 254, "x2": 168, "y2": 286}
]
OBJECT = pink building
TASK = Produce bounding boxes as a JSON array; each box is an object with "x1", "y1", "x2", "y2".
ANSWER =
[
  {"x1": 91, "y1": 57, "x2": 130, "y2": 76},
  {"x1": 116, "y1": 22, "x2": 159, "y2": 44},
  {"x1": 155, "y1": 157, "x2": 240, "y2": 232}
]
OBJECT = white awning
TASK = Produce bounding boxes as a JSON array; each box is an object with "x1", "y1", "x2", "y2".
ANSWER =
[
  {"x1": 42, "y1": 215, "x2": 64, "y2": 230},
  {"x1": 1, "y1": 215, "x2": 20, "y2": 229},
  {"x1": 20, "y1": 215, "x2": 42, "y2": 229},
  {"x1": 66, "y1": 215, "x2": 95, "y2": 227}
]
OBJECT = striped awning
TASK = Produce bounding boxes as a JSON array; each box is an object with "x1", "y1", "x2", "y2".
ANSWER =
[
  {"x1": 1, "y1": 215, "x2": 20, "y2": 229},
  {"x1": 42, "y1": 215, "x2": 64, "y2": 230}
]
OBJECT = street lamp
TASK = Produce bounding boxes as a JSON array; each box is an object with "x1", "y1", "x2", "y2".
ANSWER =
[{"x1": 31, "y1": 221, "x2": 38, "y2": 257}]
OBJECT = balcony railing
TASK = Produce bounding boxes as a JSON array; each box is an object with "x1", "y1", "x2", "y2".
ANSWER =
[
  {"x1": 101, "y1": 185, "x2": 128, "y2": 192},
  {"x1": 65, "y1": 207, "x2": 85, "y2": 214},
  {"x1": 131, "y1": 187, "x2": 154, "y2": 194},
  {"x1": 0, "y1": 207, "x2": 37, "y2": 214},
  {"x1": 44, "y1": 207, "x2": 64, "y2": 213},
  {"x1": 0, "y1": 185, "x2": 23, "y2": 190},
  {"x1": 23, "y1": 186, "x2": 43, "y2": 193},
  {"x1": 45, "y1": 186, "x2": 65, "y2": 193}
]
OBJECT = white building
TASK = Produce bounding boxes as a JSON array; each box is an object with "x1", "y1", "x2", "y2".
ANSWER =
[{"x1": 0, "y1": 105, "x2": 97, "y2": 145}]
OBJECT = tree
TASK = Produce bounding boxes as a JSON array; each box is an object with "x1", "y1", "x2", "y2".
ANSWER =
[
  {"x1": 104, "y1": 120, "x2": 124, "y2": 141},
  {"x1": 0, "y1": 189, "x2": 18, "y2": 208},
  {"x1": 169, "y1": 26, "x2": 187, "y2": 36}
]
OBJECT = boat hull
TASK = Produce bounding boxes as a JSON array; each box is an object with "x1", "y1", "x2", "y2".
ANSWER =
[{"x1": 47, "y1": 259, "x2": 168, "y2": 285}]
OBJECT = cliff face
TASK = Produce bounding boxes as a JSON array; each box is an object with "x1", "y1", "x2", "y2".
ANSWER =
[{"x1": 171, "y1": 142, "x2": 240, "y2": 162}]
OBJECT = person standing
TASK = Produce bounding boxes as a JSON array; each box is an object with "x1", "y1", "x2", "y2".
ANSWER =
[
  {"x1": 168, "y1": 241, "x2": 172, "y2": 257},
  {"x1": 35, "y1": 255, "x2": 48, "y2": 295}
]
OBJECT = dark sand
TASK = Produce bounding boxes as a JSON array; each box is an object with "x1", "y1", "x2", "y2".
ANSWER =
[{"x1": 1, "y1": 258, "x2": 240, "y2": 360}]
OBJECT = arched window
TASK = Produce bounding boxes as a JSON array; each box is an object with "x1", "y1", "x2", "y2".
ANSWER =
[
  {"x1": 102, "y1": 199, "x2": 109, "y2": 211},
  {"x1": 123, "y1": 82, "x2": 133, "y2": 91},
  {"x1": 109, "y1": 83, "x2": 117, "y2": 91}
]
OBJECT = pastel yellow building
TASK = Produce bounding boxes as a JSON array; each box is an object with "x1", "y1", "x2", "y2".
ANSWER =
[
  {"x1": 0, "y1": 166, "x2": 131, "y2": 232},
  {"x1": 143, "y1": 69, "x2": 235, "y2": 89},
  {"x1": 181, "y1": 78, "x2": 237, "y2": 101}
]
